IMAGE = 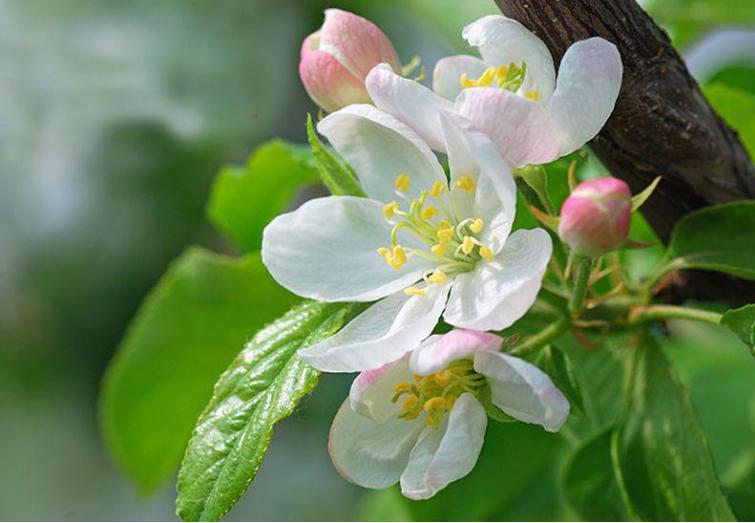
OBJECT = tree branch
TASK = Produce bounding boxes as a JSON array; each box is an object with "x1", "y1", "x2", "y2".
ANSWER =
[{"x1": 494, "y1": 0, "x2": 755, "y2": 304}]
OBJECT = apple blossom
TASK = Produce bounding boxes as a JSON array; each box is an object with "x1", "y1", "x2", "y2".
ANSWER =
[
  {"x1": 559, "y1": 177, "x2": 632, "y2": 257},
  {"x1": 365, "y1": 15, "x2": 622, "y2": 167},
  {"x1": 299, "y1": 9, "x2": 401, "y2": 113},
  {"x1": 261, "y1": 106, "x2": 552, "y2": 372},
  {"x1": 328, "y1": 329, "x2": 570, "y2": 499}
]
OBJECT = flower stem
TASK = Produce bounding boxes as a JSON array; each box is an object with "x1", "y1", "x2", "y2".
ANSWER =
[
  {"x1": 627, "y1": 304, "x2": 722, "y2": 326},
  {"x1": 568, "y1": 256, "x2": 595, "y2": 318},
  {"x1": 509, "y1": 316, "x2": 570, "y2": 356}
]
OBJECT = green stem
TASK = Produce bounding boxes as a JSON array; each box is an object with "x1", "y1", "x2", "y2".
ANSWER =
[
  {"x1": 628, "y1": 304, "x2": 722, "y2": 326},
  {"x1": 509, "y1": 316, "x2": 570, "y2": 356},
  {"x1": 568, "y1": 257, "x2": 595, "y2": 318}
]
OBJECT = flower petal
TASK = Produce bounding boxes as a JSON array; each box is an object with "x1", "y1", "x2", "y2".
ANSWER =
[
  {"x1": 439, "y1": 111, "x2": 516, "y2": 255},
  {"x1": 262, "y1": 196, "x2": 432, "y2": 302},
  {"x1": 410, "y1": 330, "x2": 502, "y2": 376},
  {"x1": 318, "y1": 9, "x2": 401, "y2": 79},
  {"x1": 318, "y1": 104, "x2": 447, "y2": 202},
  {"x1": 473, "y1": 351, "x2": 570, "y2": 432},
  {"x1": 443, "y1": 228, "x2": 552, "y2": 331},
  {"x1": 329, "y1": 399, "x2": 422, "y2": 489},
  {"x1": 299, "y1": 33, "x2": 371, "y2": 112},
  {"x1": 546, "y1": 37, "x2": 622, "y2": 157},
  {"x1": 455, "y1": 88, "x2": 560, "y2": 167},
  {"x1": 350, "y1": 355, "x2": 413, "y2": 423},
  {"x1": 298, "y1": 284, "x2": 450, "y2": 372},
  {"x1": 462, "y1": 15, "x2": 556, "y2": 102},
  {"x1": 366, "y1": 64, "x2": 454, "y2": 152},
  {"x1": 399, "y1": 393, "x2": 487, "y2": 500},
  {"x1": 432, "y1": 54, "x2": 488, "y2": 100}
]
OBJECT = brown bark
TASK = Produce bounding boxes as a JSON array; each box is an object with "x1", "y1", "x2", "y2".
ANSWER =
[{"x1": 493, "y1": 0, "x2": 755, "y2": 304}]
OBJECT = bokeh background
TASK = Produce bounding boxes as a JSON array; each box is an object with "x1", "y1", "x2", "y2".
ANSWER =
[{"x1": 1, "y1": 0, "x2": 754, "y2": 520}]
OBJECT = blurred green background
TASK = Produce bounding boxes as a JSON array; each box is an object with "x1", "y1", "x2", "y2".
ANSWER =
[{"x1": 0, "y1": 0, "x2": 753, "y2": 520}]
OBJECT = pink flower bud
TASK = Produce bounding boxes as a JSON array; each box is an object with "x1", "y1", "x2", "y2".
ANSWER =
[
  {"x1": 558, "y1": 178, "x2": 632, "y2": 257},
  {"x1": 299, "y1": 9, "x2": 401, "y2": 112}
]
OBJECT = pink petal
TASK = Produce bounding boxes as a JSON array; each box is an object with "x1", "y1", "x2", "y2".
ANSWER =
[
  {"x1": 299, "y1": 43, "x2": 371, "y2": 112},
  {"x1": 409, "y1": 330, "x2": 502, "y2": 376}
]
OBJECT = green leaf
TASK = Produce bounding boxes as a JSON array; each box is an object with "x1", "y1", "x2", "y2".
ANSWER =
[
  {"x1": 660, "y1": 201, "x2": 755, "y2": 280},
  {"x1": 207, "y1": 140, "x2": 320, "y2": 252},
  {"x1": 562, "y1": 430, "x2": 635, "y2": 520},
  {"x1": 176, "y1": 301, "x2": 360, "y2": 522},
  {"x1": 631, "y1": 176, "x2": 661, "y2": 211},
  {"x1": 538, "y1": 345, "x2": 584, "y2": 416},
  {"x1": 99, "y1": 248, "x2": 298, "y2": 493},
  {"x1": 306, "y1": 113, "x2": 366, "y2": 197},
  {"x1": 722, "y1": 303, "x2": 755, "y2": 355},
  {"x1": 704, "y1": 83, "x2": 755, "y2": 157},
  {"x1": 617, "y1": 335, "x2": 735, "y2": 520},
  {"x1": 516, "y1": 164, "x2": 554, "y2": 213}
]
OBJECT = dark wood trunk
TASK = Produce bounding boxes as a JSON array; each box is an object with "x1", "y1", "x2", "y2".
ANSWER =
[{"x1": 493, "y1": 0, "x2": 755, "y2": 304}]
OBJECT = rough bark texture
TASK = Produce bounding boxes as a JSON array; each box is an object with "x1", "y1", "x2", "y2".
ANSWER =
[{"x1": 494, "y1": 0, "x2": 755, "y2": 304}]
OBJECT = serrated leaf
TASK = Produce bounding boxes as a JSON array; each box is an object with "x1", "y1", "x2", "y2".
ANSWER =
[
  {"x1": 658, "y1": 201, "x2": 755, "y2": 280},
  {"x1": 722, "y1": 303, "x2": 755, "y2": 356},
  {"x1": 176, "y1": 301, "x2": 360, "y2": 521},
  {"x1": 207, "y1": 140, "x2": 320, "y2": 252},
  {"x1": 618, "y1": 335, "x2": 735, "y2": 520},
  {"x1": 562, "y1": 430, "x2": 635, "y2": 520},
  {"x1": 99, "y1": 248, "x2": 297, "y2": 493},
  {"x1": 306, "y1": 113, "x2": 365, "y2": 197}
]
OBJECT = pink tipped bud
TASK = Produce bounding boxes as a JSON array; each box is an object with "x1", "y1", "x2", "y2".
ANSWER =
[
  {"x1": 299, "y1": 9, "x2": 401, "y2": 112},
  {"x1": 558, "y1": 178, "x2": 632, "y2": 257}
]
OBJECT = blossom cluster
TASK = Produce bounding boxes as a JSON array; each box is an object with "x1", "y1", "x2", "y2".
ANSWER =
[{"x1": 264, "y1": 9, "x2": 623, "y2": 499}]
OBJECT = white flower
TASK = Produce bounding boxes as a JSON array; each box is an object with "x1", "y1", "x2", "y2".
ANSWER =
[
  {"x1": 261, "y1": 105, "x2": 552, "y2": 372},
  {"x1": 364, "y1": 15, "x2": 622, "y2": 167},
  {"x1": 329, "y1": 329, "x2": 570, "y2": 499}
]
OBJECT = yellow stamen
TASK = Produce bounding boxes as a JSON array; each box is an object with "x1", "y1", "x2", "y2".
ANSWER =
[
  {"x1": 455, "y1": 175, "x2": 476, "y2": 193},
  {"x1": 479, "y1": 245, "x2": 494, "y2": 262},
  {"x1": 476, "y1": 66, "x2": 496, "y2": 87},
  {"x1": 469, "y1": 218, "x2": 484, "y2": 234},
  {"x1": 421, "y1": 205, "x2": 439, "y2": 221},
  {"x1": 377, "y1": 247, "x2": 391, "y2": 263},
  {"x1": 437, "y1": 227, "x2": 455, "y2": 242},
  {"x1": 388, "y1": 245, "x2": 406, "y2": 269},
  {"x1": 462, "y1": 236, "x2": 475, "y2": 255},
  {"x1": 430, "y1": 181, "x2": 445, "y2": 197},
  {"x1": 437, "y1": 219, "x2": 452, "y2": 230},
  {"x1": 404, "y1": 286, "x2": 426, "y2": 297},
  {"x1": 428, "y1": 270, "x2": 448, "y2": 285},
  {"x1": 495, "y1": 65, "x2": 509, "y2": 84},
  {"x1": 424, "y1": 397, "x2": 447, "y2": 413},
  {"x1": 525, "y1": 90, "x2": 540, "y2": 101},
  {"x1": 395, "y1": 173, "x2": 410, "y2": 193},
  {"x1": 383, "y1": 201, "x2": 400, "y2": 218},
  {"x1": 445, "y1": 395, "x2": 456, "y2": 411},
  {"x1": 460, "y1": 73, "x2": 474, "y2": 89},
  {"x1": 431, "y1": 243, "x2": 446, "y2": 257},
  {"x1": 394, "y1": 381, "x2": 412, "y2": 394},
  {"x1": 433, "y1": 369, "x2": 453, "y2": 387}
]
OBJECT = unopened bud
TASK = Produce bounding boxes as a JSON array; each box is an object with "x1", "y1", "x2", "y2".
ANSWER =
[
  {"x1": 299, "y1": 9, "x2": 401, "y2": 112},
  {"x1": 558, "y1": 178, "x2": 631, "y2": 257}
]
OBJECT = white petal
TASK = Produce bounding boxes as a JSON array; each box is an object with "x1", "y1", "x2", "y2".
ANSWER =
[
  {"x1": 546, "y1": 37, "x2": 622, "y2": 156},
  {"x1": 365, "y1": 64, "x2": 454, "y2": 152},
  {"x1": 432, "y1": 55, "x2": 488, "y2": 100},
  {"x1": 298, "y1": 284, "x2": 450, "y2": 372},
  {"x1": 399, "y1": 394, "x2": 487, "y2": 500},
  {"x1": 439, "y1": 111, "x2": 516, "y2": 255},
  {"x1": 350, "y1": 355, "x2": 413, "y2": 423},
  {"x1": 329, "y1": 399, "x2": 422, "y2": 489},
  {"x1": 317, "y1": 104, "x2": 447, "y2": 202},
  {"x1": 262, "y1": 196, "x2": 432, "y2": 302},
  {"x1": 443, "y1": 228, "x2": 552, "y2": 331},
  {"x1": 474, "y1": 351, "x2": 570, "y2": 432},
  {"x1": 455, "y1": 88, "x2": 560, "y2": 167},
  {"x1": 462, "y1": 15, "x2": 556, "y2": 102},
  {"x1": 410, "y1": 330, "x2": 502, "y2": 376}
]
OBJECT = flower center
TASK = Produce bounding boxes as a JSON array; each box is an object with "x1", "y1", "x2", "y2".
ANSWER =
[
  {"x1": 392, "y1": 359, "x2": 486, "y2": 428},
  {"x1": 377, "y1": 174, "x2": 495, "y2": 297},
  {"x1": 460, "y1": 62, "x2": 540, "y2": 101}
]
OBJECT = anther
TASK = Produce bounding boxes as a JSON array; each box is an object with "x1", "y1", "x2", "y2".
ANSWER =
[
  {"x1": 388, "y1": 245, "x2": 406, "y2": 269},
  {"x1": 462, "y1": 236, "x2": 475, "y2": 255},
  {"x1": 469, "y1": 218, "x2": 484, "y2": 234},
  {"x1": 428, "y1": 270, "x2": 448, "y2": 285},
  {"x1": 431, "y1": 243, "x2": 446, "y2": 257},
  {"x1": 404, "y1": 286, "x2": 426, "y2": 297},
  {"x1": 395, "y1": 173, "x2": 410, "y2": 193},
  {"x1": 383, "y1": 201, "x2": 400, "y2": 218},
  {"x1": 437, "y1": 227, "x2": 455, "y2": 242},
  {"x1": 460, "y1": 73, "x2": 474, "y2": 89},
  {"x1": 424, "y1": 397, "x2": 447, "y2": 413},
  {"x1": 421, "y1": 205, "x2": 439, "y2": 221},
  {"x1": 456, "y1": 175, "x2": 476, "y2": 193},
  {"x1": 430, "y1": 181, "x2": 445, "y2": 197},
  {"x1": 433, "y1": 369, "x2": 453, "y2": 386},
  {"x1": 479, "y1": 245, "x2": 494, "y2": 262},
  {"x1": 525, "y1": 90, "x2": 540, "y2": 101}
]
